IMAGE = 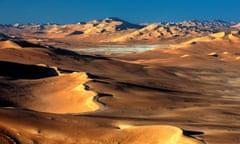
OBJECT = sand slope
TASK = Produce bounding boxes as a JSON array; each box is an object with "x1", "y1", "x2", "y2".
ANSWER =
[
  {"x1": 24, "y1": 72, "x2": 99, "y2": 113},
  {"x1": 0, "y1": 109, "x2": 201, "y2": 144},
  {"x1": 0, "y1": 62, "x2": 98, "y2": 113},
  {"x1": 0, "y1": 40, "x2": 22, "y2": 49}
]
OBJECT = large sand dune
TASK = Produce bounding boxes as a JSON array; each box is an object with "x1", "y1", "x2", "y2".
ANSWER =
[
  {"x1": 0, "y1": 108, "x2": 202, "y2": 144},
  {"x1": 0, "y1": 71, "x2": 98, "y2": 113}
]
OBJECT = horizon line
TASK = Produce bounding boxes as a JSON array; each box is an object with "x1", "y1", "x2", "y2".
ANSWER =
[{"x1": 0, "y1": 17, "x2": 239, "y2": 25}]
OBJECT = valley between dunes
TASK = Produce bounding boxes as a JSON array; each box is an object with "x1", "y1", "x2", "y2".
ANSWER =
[{"x1": 0, "y1": 28, "x2": 240, "y2": 144}]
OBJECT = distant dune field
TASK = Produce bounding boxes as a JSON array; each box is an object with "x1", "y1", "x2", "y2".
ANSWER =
[{"x1": 0, "y1": 19, "x2": 240, "y2": 144}]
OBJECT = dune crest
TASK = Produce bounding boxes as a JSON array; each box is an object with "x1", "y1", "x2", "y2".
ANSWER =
[
  {"x1": 24, "y1": 72, "x2": 99, "y2": 113},
  {"x1": 0, "y1": 110, "x2": 203, "y2": 144},
  {"x1": 228, "y1": 31, "x2": 240, "y2": 41},
  {"x1": 210, "y1": 31, "x2": 226, "y2": 38},
  {"x1": 116, "y1": 124, "x2": 186, "y2": 142},
  {"x1": 113, "y1": 125, "x2": 201, "y2": 144},
  {"x1": 0, "y1": 40, "x2": 22, "y2": 49},
  {"x1": 180, "y1": 31, "x2": 240, "y2": 45},
  {"x1": 0, "y1": 68, "x2": 99, "y2": 114}
]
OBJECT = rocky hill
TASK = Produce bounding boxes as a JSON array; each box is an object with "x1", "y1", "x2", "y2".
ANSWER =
[{"x1": 232, "y1": 23, "x2": 240, "y2": 29}]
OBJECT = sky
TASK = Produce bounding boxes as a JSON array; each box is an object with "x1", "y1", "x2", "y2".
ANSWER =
[{"x1": 0, "y1": 0, "x2": 239, "y2": 24}]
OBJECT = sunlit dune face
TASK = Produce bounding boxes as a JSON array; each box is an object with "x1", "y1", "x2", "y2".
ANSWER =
[
  {"x1": 0, "y1": 40, "x2": 21, "y2": 49},
  {"x1": 6, "y1": 72, "x2": 99, "y2": 114}
]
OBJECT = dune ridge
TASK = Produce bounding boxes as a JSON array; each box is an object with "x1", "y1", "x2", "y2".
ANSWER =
[
  {"x1": 180, "y1": 31, "x2": 240, "y2": 45},
  {"x1": 0, "y1": 56, "x2": 100, "y2": 113},
  {"x1": 0, "y1": 108, "x2": 203, "y2": 144},
  {"x1": 0, "y1": 40, "x2": 22, "y2": 49},
  {"x1": 0, "y1": 69, "x2": 99, "y2": 113}
]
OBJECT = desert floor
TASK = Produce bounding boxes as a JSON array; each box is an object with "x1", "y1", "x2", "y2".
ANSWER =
[{"x1": 0, "y1": 32, "x2": 240, "y2": 144}]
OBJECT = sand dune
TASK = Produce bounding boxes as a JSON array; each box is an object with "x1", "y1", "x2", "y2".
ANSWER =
[
  {"x1": 228, "y1": 31, "x2": 240, "y2": 42},
  {"x1": 26, "y1": 72, "x2": 98, "y2": 113},
  {"x1": 180, "y1": 31, "x2": 240, "y2": 46},
  {"x1": 0, "y1": 67, "x2": 98, "y2": 113},
  {"x1": 231, "y1": 23, "x2": 240, "y2": 29},
  {"x1": 210, "y1": 31, "x2": 226, "y2": 38},
  {"x1": 0, "y1": 108, "x2": 202, "y2": 144},
  {"x1": 0, "y1": 40, "x2": 22, "y2": 49}
]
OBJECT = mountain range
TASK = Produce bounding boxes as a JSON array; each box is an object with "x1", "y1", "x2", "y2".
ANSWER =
[{"x1": 0, "y1": 18, "x2": 239, "y2": 48}]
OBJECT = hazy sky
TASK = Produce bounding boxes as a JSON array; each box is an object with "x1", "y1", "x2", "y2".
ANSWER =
[{"x1": 0, "y1": 0, "x2": 239, "y2": 24}]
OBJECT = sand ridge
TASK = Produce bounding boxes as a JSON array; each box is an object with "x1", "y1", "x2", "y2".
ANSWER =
[
  {"x1": 0, "y1": 69, "x2": 100, "y2": 114},
  {"x1": 0, "y1": 108, "x2": 202, "y2": 144},
  {"x1": 0, "y1": 40, "x2": 22, "y2": 49}
]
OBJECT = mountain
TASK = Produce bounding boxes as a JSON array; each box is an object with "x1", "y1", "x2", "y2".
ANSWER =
[
  {"x1": 0, "y1": 32, "x2": 9, "y2": 41},
  {"x1": 232, "y1": 23, "x2": 240, "y2": 29},
  {"x1": 109, "y1": 20, "x2": 234, "y2": 43},
  {"x1": 0, "y1": 18, "x2": 237, "y2": 47}
]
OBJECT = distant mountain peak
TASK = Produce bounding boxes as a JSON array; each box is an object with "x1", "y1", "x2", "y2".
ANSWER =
[
  {"x1": 232, "y1": 23, "x2": 240, "y2": 29},
  {"x1": 96, "y1": 17, "x2": 144, "y2": 30},
  {"x1": 104, "y1": 17, "x2": 124, "y2": 21},
  {"x1": 0, "y1": 32, "x2": 9, "y2": 40}
]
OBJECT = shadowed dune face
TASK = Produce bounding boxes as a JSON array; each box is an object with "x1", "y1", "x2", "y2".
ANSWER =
[
  {"x1": 0, "y1": 39, "x2": 46, "y2": 49},
  {"x1": 0, "y1": 61, "x2": 58, "y2": 79},
  {"x1": 69, "y1": 30, "x2": 84, "y2": 35},
  {"x1": 0, "y1": 32, "x2": 9, "y2": 41}
]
